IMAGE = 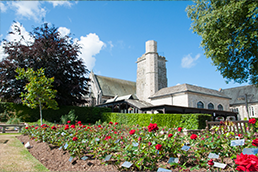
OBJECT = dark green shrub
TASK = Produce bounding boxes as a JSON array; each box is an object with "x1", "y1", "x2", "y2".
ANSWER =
[
  {"x1": 101, "y1": 112, "x2": 212, "y2": 129},
  {"x1": 0, "y1": 102, "x2": 111, "y2": 123}
]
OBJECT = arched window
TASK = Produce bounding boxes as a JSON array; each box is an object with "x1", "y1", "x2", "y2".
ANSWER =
[
  {"x1": 208, "y1": 103, "x2": 214, "y2": 109},
  {"x1": 197, "y1": 101, "x2": 204, "y2": 109},
  {"x1": 218, "y1": 104, "x2": 223, "y2": 111}
]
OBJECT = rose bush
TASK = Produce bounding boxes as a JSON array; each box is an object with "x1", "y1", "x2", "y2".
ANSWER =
[{"x1": 21, "y1": 120, "x2": 258, "y2": 171}]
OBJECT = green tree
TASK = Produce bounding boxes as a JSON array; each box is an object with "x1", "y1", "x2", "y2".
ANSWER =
[
  {"x1": 15, "y1": 67, "x2": 58, "y2": 125},
  {"x1": 186, "y1": 0, "x2": 258, "y2": 86}
]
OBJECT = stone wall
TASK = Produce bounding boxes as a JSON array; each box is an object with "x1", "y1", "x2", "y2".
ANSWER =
[
  {"x1": 187, "y1": 92, "x2": 230, "y2": 111},
  {"x1": 230, "y1": 103, "x2": 258, "y2": 120}
]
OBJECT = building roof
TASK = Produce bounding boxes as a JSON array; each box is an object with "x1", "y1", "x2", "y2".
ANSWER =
[
  {"x1": 105, "y1": 94, "x2": 137, "y2": 103},
  {"x1": 94, "y1": 75, "x2": 136, "y2": 97},
  {"x1": 221, "y1": 85, "x2": 258, "y2": 105},
  {"x1": 97, "y1": 98, "x2": 153, "y2": 109},
  {"x1": 150, "y1": 83, "x2": 230, "y2": 99}
]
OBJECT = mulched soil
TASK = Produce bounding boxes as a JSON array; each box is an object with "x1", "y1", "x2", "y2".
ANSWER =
[{"x1": 16, "y1": 135, "x2": 235, "y2": 172}]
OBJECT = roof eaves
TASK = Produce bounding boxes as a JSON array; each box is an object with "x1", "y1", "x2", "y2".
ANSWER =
[{"x1": 149, "y1": 90, "x2": 231, "y2": 99}]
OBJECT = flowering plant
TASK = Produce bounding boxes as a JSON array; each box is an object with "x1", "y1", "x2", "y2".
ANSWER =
[{"x1": 21, "y1": 120, "x2": 258, "y2": 171}]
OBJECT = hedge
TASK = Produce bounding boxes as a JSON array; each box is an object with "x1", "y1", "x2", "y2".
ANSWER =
[
  {"x1": 0, "y1": 102, "x2": 111, "y2": 123},
  {"x1": 101, "y1": 112, "x2": 212, "y2": 129}
]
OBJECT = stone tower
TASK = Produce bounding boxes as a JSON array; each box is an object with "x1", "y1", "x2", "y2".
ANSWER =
[{"x1": 136, "y1": 40, "x2": 167, "y2": 102}]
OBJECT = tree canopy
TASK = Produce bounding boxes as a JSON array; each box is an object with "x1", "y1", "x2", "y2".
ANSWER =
[
  {"x1": 0, "y1": 22, "x2": 90, "y2": 105},
  {"x1": 186, "y1": 0, "x2": 258, "y2": 86},
  {"x1": 16, "y1": 67, "x2": 58, "y2": 125}
]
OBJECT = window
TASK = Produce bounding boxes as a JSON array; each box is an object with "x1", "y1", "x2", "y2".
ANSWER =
[
  {"x1": 197, "y1": 101, "x2": 204, "y2": 109},
  {"x1": 208, "y1": 103, "x2": 214, "y2": 109},
  {"x1": 249, "y1": 107, "x2": 255, "y2": 117},
  {"x1": 218, "y1": 104, "x2": 223, "y2": 111},
  {"x1": 232, "y1": 108, "x2": 239, "y2": 113}
]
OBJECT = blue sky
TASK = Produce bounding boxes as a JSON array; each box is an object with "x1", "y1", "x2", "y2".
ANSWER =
[{"x1": 0, "y1": 1, "x2": 248, "y2": 91}]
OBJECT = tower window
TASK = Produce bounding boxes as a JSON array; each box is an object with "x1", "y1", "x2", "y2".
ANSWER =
[{"x1": 197, "y1": 101, "x2": 204, "y2": 109}]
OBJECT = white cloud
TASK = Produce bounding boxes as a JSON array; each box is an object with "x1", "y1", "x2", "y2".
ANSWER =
[
  {"x1": 0, "y1": 2, "x2": 7, "y2": 12},
  {"x1": 0, "y1": 22, "x2": 34, "y2": 61},
  {"x1": 0, "y1": 45, "x2": 8, "y2": 61},
  {"x1": 181, "y1": 53, "x2": 200, "y2": 68},
  {"x1": 8, "y1": 1, "x2": 46, "y2": 22},
  {"x1": 49, "y1": 1, "x2": 73, "y2": 8},
  {"x1": 108, "y1": 41, "x2": 114, "y2": 50},
  {"x1": 6, "y1": 22, "x2": 34, "y2": 44},
  {"x1": 58, "y1": 27, "x2": 70, "y2": 38},
  {"x1": 77, "y1": 33, "x2": 105, "y2": 70}
]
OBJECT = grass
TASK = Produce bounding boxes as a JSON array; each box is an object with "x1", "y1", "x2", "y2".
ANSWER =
[
  {"x1": 0, "y1": 133, "x2": 22, "y2": 135},
  {"x1": 0, "y1": 134, "x2": 48, "y2": 171}
]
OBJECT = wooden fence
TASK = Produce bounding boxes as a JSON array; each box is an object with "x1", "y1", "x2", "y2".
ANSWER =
[{"x1": 205, "y1": 120, "x2": 251, "y2": 135}]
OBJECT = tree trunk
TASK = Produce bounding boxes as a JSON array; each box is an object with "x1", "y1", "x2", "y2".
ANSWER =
[{"x1": 39, "y1": 100, "x2": 43, "y2": 126}]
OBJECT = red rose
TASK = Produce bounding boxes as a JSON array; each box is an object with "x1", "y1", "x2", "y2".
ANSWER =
[
  {"x1": 114, "y1": 122, "x2": 118, "y2": 125},
  {"x1": 41, "y1": 124, "x2": 48, "y2": 128},
  {"x1": 78, "y1": 121, "x2": 82, "y2": 124},
  {"x1": 35, "y1": 127, "x2": 38, "y2": 129},
  {"x1": 67, "y1": 121, "x2": 71, "y2": 124},
  {"x1": 148, "y1": 123, "x2": 159, "y2": 132},
  {"x1": 109, "y1": 121, "x2": 113, "y2": 125},
  {"x1": 208, "y1": 159, "x2": 214, "y2": 166},
  {"x1": 25, "y1": 127, "x2": 28, "y2": 129},
  {"x1": 252, "y1": 138, "x2": 258, "y2": 147},
  {"x1": 168, "y1": 133, "x2": 173, "y2": 138},
  {"x1": 155, "y1": 144, "x2": 162, "y2": 150},
  {"x1": 238, "y1": 134, "x2": 243, "y2": 138},
  {"x1": 98, "y1": 125, "x2": 101, "y2": 128},
  {"x1": 190, "y1": 134, "x2": 198, "y2": 140},
  {"x1": 201, "y1": 137, "x2": 205, "y2": 140},
  {"x1": 138, "y1": 137, "x2": 142, "y2": 141},
  {"x1": 236, "y1": 166, "x2": 247, "y2": 171},
  {"x1": 121, "y1": 136, "x2": 123, "y2": 139},
  {"x1": 129, "y1": 129, "x2": 136, "y2": 135},
  {"x1": 70, "y1": 124, "x2": 75, "y2": 129},
  {"x1": 31, "y1": 125, "x2": 34, "y2": 128},
  {"x1": 82, "y1": 125, "x2": 86, "y2": 128},
  {"x1": 148, "y1": 142, "x2": 152, "y2": 146},
  {"x1": 249, "y1": 118, "x2": 256, "y2": 124},
  {"x1": 178, "y1": 127, "x2": 182, "y2": 132},
  {"x1": 104, "y1": 136, "x2": 111, "y2": 140},
  {"x1": 235, "y1": 153, "x2": 258, "y2": 171},
  {"x1": 72, "y1": 137, "x2": 78, "y2": 141},
  {"x1": 51, "y1": 126, "x2": 56, "y2": 130}
]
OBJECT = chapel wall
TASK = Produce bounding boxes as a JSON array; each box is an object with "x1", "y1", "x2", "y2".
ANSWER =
[
  {"x1": 188, "y1": 92, "x2": 230, "y2": 111},
  {"x1": 230, "y1": 103, "x2": 258, "y2": 120},
  {"x1": 172, "y1": 93, "x2": 189, "y2": 107}
]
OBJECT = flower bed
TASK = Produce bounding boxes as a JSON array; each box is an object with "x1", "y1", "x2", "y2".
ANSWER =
[{"x1": 22, "y1": 119, "x2": 258, "y2": 171}]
